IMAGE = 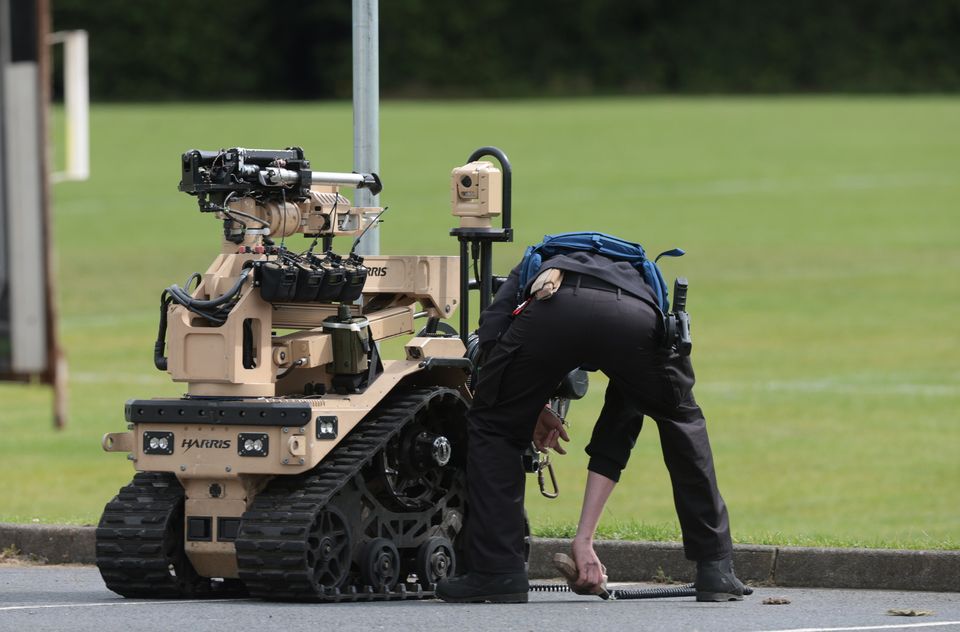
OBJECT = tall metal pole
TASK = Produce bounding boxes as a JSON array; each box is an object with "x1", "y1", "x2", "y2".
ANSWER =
[{"x1": 352, "y1": 0, "x2": 379, "y2": 256}]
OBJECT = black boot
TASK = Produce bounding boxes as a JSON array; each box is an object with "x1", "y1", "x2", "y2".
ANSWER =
[
  {"x1": 695, "y1": 557, "x2": 745, "y2": 602},
  {"x1": 435, "y1": 571, "x2": 529, "y2": 603}
]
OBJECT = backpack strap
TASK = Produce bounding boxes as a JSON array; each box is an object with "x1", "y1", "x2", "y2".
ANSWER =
[
  {"x1": 640, "y1": 260, "x2": 670, "y2": 313},
  {"x1": 517, "y1": 244, "x2": 543, "y2": 302},
  {"x1": 647, "y1": 249, "x2": 685, "y2": 312},
  {"x1": 655, "y1": 248, "x2": 685, "y2": 263}
]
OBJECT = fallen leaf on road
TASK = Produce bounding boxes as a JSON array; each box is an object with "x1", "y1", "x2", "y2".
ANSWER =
[
  {"x1": 762, "y1": 597, "x2": 791, "y2": 605},
  {"x1": 887, "y1": 609, "x2": 934, "y2": 617}
]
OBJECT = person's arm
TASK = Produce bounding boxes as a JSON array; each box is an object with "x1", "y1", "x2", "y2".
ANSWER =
[
  {"x1": 476, "y1": 264, "x2": 521, "y2": 348},
  {"x1": 571, "y1": 471, "x2": 616, "y2": 590},
  {"x1": 584, "y1": 381, "x2": 643, "y2": 482}
]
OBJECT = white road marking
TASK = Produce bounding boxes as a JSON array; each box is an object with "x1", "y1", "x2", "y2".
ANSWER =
[
  {"x1": 750, "y1": 621, "x2": 960, "y2": 632},
  {"x1": 0, "y1": 598, "x2": 239, "y2": 612}
]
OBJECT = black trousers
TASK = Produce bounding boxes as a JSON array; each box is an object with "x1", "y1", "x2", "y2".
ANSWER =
[{"x1": 466, "y1": 281, "x2": 733, "y2": 574}]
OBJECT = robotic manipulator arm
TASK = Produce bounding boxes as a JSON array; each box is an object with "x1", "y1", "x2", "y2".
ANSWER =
[
  {"x1": 153, "y1": 148, "x2": 384, "y2": 373},
  {"x1": 178, "y1": 147, "x2": 382, "y2": 246}
]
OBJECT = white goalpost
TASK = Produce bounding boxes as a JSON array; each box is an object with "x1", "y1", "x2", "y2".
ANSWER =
[{"x1": 48, "y1": 29, "x2": 88, "y2": 183}]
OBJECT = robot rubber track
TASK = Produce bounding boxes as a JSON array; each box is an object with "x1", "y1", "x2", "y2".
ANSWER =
[{"x1": 97, "y1": 472, "x2": 246, "y2": 598}]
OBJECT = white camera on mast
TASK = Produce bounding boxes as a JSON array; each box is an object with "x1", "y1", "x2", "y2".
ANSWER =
[{"x1": 451, "y1": 160, "x2": 502, "y2": 229}]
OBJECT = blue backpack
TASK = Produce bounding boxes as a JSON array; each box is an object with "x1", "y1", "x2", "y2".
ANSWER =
[{"x1": 517, "y1": 232, "x2": 684, "y2": 313}]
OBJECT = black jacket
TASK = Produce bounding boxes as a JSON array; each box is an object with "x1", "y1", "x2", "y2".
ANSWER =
[{"x1": 477, "y1": 251, "x2": 661, "y2": 347}]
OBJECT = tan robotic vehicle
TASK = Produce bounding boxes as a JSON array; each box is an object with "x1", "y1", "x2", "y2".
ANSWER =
[{"x1": 97, "y1": 146, "x2": 538, "y2": 602}]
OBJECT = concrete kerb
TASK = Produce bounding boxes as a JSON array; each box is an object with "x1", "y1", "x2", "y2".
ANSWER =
[
  {"x1": 531, "y1": 539, "x2": 960, "y2": 593},
  {"x1": 2, "y1": 524, "x2": 957, "y2": 592},
  {"x1": 0, "y1": 523, "x2": 97, "y2": 565}
]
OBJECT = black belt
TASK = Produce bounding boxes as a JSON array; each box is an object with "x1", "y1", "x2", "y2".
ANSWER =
[{"x1": 563, "y1": 272, "x2": 621, "y2": 293}]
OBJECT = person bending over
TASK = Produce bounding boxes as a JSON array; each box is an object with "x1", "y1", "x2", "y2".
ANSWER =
[{"x1": 436, "y1": 245, "x2": 745, "y2": 604}]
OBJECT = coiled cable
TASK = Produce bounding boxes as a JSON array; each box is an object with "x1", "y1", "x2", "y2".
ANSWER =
[
  {"x1": 165, "y1": 268, "x2": 251, "y2": 313},
  {"x1": 527, "y1": 582, "x2": 753, "y2": 600}
]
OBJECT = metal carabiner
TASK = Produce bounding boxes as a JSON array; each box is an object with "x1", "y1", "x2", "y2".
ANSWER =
[{"x1": 538, "y1": 454, "x2": 559, "y2": 499}]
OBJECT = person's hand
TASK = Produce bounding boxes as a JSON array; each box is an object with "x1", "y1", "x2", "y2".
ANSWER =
[
  {"x1": 571, "y1": 537, "x2": 608, "y2": 595},
  {"x1": 533, "y1": 405, "x2": 569, "y2": 455}
]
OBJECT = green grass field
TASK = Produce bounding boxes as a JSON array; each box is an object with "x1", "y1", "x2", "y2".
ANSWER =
[{"x1": 2, "y1": 97, "x2": 958, "y2": 550}]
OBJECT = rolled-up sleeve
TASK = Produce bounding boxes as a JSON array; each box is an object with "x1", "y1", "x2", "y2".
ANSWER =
[{"x1": 585, "y1": 381, "x2": 644, "y2": 482}]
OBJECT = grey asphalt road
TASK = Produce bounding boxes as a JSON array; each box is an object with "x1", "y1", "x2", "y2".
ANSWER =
[{"x1": 1, "y1": 565, "x2": 958, "y2": 632}]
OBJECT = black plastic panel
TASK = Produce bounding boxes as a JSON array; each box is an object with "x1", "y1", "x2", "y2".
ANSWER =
[
  {"x1": 217, "y1": 517, "x2": 241, "y2": 542},
  {"x1": 187, "y1": 517, "x2": 212, "y2": 542},
  {"x1": 126, "y1": 399, "x2": 312, "y2": 426}
]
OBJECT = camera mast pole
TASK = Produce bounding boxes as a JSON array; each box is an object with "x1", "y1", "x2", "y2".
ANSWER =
[{"x1": 352, "y1": 0, "x2": 379, "y2": 256}]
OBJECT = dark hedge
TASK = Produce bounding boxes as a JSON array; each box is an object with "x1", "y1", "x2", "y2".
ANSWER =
[{"x1": 51, "y1": 0, "x2": 960, "y2": 100}]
